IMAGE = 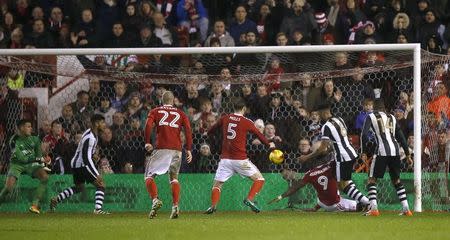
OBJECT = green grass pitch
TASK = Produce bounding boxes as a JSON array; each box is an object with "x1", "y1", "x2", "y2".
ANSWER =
[{"x1": 0, "y1": 211, "x2": 449, "y2": 240}]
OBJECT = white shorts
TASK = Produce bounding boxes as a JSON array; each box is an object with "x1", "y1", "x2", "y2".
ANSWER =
[
  {"x1": 317, "y1": 197, "x2": 357, "y2": 212},
  {"x1": 214, "y1": 159, "x2": 261, "y2": 182},
  {"x1": 144, "y1": 149, "x2": 182, "y2": 179}
]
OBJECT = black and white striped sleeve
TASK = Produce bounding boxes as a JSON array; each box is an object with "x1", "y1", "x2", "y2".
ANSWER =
[{"x1": 360, "y1": 115, "x2": 372, "y2": 154}]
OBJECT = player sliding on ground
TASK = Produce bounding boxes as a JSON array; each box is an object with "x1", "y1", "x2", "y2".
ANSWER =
[
  {"x1": 269, "y1": 141, "x2": 365, "y2": 212},
  {"x1": 360, "y1": 101, "x2": 413, "y2": 216},
  {"x1": 204, "y1": 98, "x2": 276, "y2": 214},
  {"x1": 50, "y1": 114, "x2": 110, "y2": 214},
  {"x1": 144, "y1": 91, "x2": 193, "y2": 219},
  {"x1": 0, "y1": 119, "x2": 51, "y2": 214},
  {"x1": 300, "y1": 104, "x2": 370, "y2": 208}
]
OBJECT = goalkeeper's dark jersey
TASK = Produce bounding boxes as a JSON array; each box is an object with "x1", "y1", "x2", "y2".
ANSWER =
[{"x1": 9, "y1": 134, "x2": 42, "y2": 164}]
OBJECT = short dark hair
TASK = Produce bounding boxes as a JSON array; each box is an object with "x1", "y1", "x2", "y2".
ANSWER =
[
  {"x1": 233, "y1": 98, "x2": 246, "y2": 111},
  {"x1": 51, "y1": 120, "x2": 62, "y2": 127},
  {"x1": 77, "y1": 90, "x2": 89, "y2": 98},
  {"x1": 17, "y1": 119, "x2": 32, "y2": 127},
  {"x1": 91, "y1": 114, "x2": 105, "y2": 125},
  {"x1": 314, "y1": 103, "x2": 331, "y2": 112}
]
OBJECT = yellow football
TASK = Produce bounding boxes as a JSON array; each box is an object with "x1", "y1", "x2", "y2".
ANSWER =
[{"x1": 269, "y1": 149, "x2": 284, "y2": 164}]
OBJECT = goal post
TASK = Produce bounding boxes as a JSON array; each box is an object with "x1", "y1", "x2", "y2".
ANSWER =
[{"x1": 0, "y1": 44, "x2": 426, "y2": 212}]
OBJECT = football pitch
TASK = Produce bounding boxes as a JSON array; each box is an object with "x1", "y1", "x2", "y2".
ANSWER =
[{"x1": 0, "y1": 211, "x2": 449, "y2": 240}]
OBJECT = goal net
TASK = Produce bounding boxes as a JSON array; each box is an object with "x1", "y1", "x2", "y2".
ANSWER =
[{"x1": 0, "y1": 45, "x2": 443, "y2": 212}]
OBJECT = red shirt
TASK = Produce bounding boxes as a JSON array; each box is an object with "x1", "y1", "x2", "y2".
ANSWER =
[
  {"x1": 145, "y1": 105, "x2": 192, "y2": 151},
  {"x1": 207, "y1": 113, "x2": 270, "y2": 160},
  {"x1": 302, "y1": 163, "x2": 340, "y2": 206}
]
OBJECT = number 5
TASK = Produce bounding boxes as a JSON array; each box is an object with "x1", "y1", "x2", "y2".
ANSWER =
[{"x1": 227, "y1": 123, "x2": 237, "y2": 139}]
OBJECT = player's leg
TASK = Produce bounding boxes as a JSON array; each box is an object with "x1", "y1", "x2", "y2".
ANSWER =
[
  {"x1": 0, "y1": 176, "x2": 17, "y2": 204},
  {"x1": 50, "y1": 168, "x2": 85, "y2": 211},
  {"x1": 388, "y1": 156, "x2": 412, "y2": 216},
  {"x1": 29, "y1": 167, "x2": 49, "y2": 214},
  {"x1": 239, "y1": 160, "x2": 264, "y2": 213},
  {"x1": 168, "y1": 151, "x2": 182, "y2": 219},
  {"x1": 0, "y1": 164, "x2": 23, "y2": 203},
  {"x1": 205, "y1": 159, "x2": 234, "y2": 214},
  {"x1": 337, "y1": 160, "x2": 370, "y2": 206},
  {"x1": 336, "y1": 198, "x2": 358, "y2": 212},
  {"x1": 144, "y1": 150, "x2": 171, "y2": 219},
  {"x1": 366, "y1": 155, "x2": 385, "y2": 216},
  {"x1": 92, "y1": 175, "x2": 109, "y2": 214}
]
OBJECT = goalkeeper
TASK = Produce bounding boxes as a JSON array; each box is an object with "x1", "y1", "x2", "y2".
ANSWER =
[{"x1": 0, "y1": 119, "x2": 51, "y2": 214}]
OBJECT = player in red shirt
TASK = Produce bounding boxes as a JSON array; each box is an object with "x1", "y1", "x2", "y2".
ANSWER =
[
  {"x1": 204, "y1": 98, "x2": 275, "y2": 214},
  {"x1": 144, "y1": 90, "x2": 193, "y2": 219},
  {"x1": 269, "y1": 141, "x2": 362, "y2": 212}
]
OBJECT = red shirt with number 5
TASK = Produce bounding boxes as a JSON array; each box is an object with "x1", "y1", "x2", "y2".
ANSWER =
[
  {"x1": 145, "y1": 105, "x2": 192, "y2": 151},
  {"x1": 207, "y1": 113, "x2": 270, "y2": 160}
]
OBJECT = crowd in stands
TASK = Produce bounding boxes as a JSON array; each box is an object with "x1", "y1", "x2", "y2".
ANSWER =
[{"x1": 0, "y1": 0, "x2": 450, "y2": 175}]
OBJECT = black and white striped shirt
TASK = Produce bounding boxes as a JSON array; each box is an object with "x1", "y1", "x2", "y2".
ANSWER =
[
  {"x1": 360, "y1": 111, "x2": 408, "y2": 156},
  {"x1": 321, "y1": 117, "x2": 358, "y2": 162},
  {"x1": 70, "y1": 129, "x2": 99, "y2": 176}
]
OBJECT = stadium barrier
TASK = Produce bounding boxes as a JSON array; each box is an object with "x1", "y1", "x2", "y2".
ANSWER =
[{"x1": 0, "y1": 173, "x2": 422, "y2": 212}]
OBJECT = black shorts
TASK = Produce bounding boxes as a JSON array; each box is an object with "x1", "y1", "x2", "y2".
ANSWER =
[
  {"x1": 334, "y1": 160, "x2": 354, "y2": 182},
  {"x1": 73, "y1": 167, "x2": 98, "y2": 184},
  {"x1": 369, "y1": 155, "x2": 401, "y2": 180}
]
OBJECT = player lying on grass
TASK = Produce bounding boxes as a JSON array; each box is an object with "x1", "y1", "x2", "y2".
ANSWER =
[
  {"x1": 269, "y1": 141, "x2": 365, "y2": 212},
  {"x1": 0, "y1": 119, "x2": 51, "y2": 214}
]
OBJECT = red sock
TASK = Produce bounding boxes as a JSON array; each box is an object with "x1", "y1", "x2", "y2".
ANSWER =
[
  {"x1": 247, "y1": 179, "x2": 265, "y2": 201},
  {"x1": 171, "y1": 180, "x2": 180, "y2": 206},
  {"x1": 211, "y1": 187, "x2": 221, "y2": 207},
  {"x1": 145, "y1": 177, "x2": 158, "y2": 200}
]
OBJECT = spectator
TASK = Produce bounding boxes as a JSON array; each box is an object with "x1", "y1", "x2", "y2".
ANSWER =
[
  {"x1": 7, "y1": 27, "x2": 25, "y2": 48},
  {"x1": 179, "y1": 77, "x2": 207, "y2": 110},
  {"x1": 111, "y1": 111, "x2": 127, "y2": 142},
  {"x1": 99, "y1": 127, "x2": 121, "y2": 173},
  {"x1": 139, "y1": 0, "x2": 156, "y2": 28},
  {"x1": 96, "y1": 0, "x2": 121, "y2": 42},
  {"x1": 6, "y1": 69, "x2": 24, "y2": 90},
  {"x1": 122, "y1": 3, "x2": 141, "y2": 37},
  {"x1": 253, "y1": 2, "x2": 282, "y2": 46},
  {"x1": 355, "y1": 20, "x2": 381, "y2": 44},
  {"x1": 134, "y1": 24, "x2": 162, "y2": 48},
  {"x1": 124, "y1": 92, "x2": 144, "y2": 119},
  {"x1": 251, "y1": 84, "x2": 270, "y2": 120},
  {"x1": 389, "y1": 12, "x2": 413, "y2": 43},
  {"x1": 24, "y1": 19, "x2": 56, "y2": 48},
  {"x1": 156, "y1": 0, "x2": 175, "y2": 19},
  {"x1": 42, "y1": 120, "x2": 69, "y2": 174},
  {"x1": 47, "y1": 6, "x2": 67, "y2": 40},
  {"x1": 313, "y1": 12, "x2": 336, "y2": 45},
  {"x1": 280, "y1": 0, "x2": 318, "y2": 42},
  {"x1": 193, "y1": 143, "x2": 213, "y2": 173},
  {"x1": 110, "y1": 81, "x2": 130, "y2": 112},
  {"x1": 209, "y1": 80, "x2": 230, "y2": 113},
  {"x1": 427, "y1": 82, "x2": 450, "y2": 123},
  {"x1": 11, "y1": 0, "x2": 32, "y2": 25},
  {"x1": 245, "y1": 31, "x2": 259, "y2": 46},
  {"x1": 122, "y1": 117, "x2": 145, "y2": 173},
  {"x1": 71, "y1": 9, "x2": 98, "y2": 48},
  {"x1": 70, "y1": 90, "x2": 93, "y2": 130},
  {"x1": 94, "y1": 97, "x2": 117, "y2": 127},
  {"x1": 192, "y1": 98, "x2": 218, "y2": 133},
  {"x1": 146, "y1": 54, "x2": 170, "y2": 73},
  {"x1": 275, "y1": 32, "x2": 289, "y2": 46},
  {"x1": 105, "y1": 22, "x2": 132, "y2": 48},
  {"x1": 204, "y1": 20, "x2": 235, "y2": 47},
  {"x1": 313, "y1": 79, "x2": 342, "y2": 114},
  {"x1": 2, "y1": 12, "x2": 18, "y2": 41},
  {"x1": 56, "y1": 23, "x2": 72, "y2": 48},
  {"x1": 57, "y1": 104, "x2": 81, "y2": 135},
  {"x1": 307, "y1": 110, "x2": 321, "y2": 143},
  {"x1": 176, "y1": 0, "x2": 209, "y2": 43},
  {"x1": 393, "y1": 106, "x2": 410, "y2": 136},
  {"x1": 229, "y1": 5, "x2": 257, "y2": 45},
  {"x1": 153, "y1": 12, "x2": 179, "y2": 47},
  {"x1": 426, "y1": 34, "x2": 444, "y2": 54},
  {"x1": 263, "y1": 55, "x2": 284, "y2": 92},
  {"x1": 88, "y1": 77, "x2": 101, "y2": 109},
  {"x1": 336, "y1": 0, "x2": 366, "y2": 44},
  {"x1": 417, "y1": 9, "x2": 445, "y2": 50},
  {"x1": 355, "y1": 98, "x2": 374, "y2": 133},
  {"x1": 290, "y1": 29, "x2": 311, "y2": 45}
]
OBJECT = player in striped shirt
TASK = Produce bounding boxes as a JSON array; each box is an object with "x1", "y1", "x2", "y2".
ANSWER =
[
  {"x1": 204, "y1": 99, "x2": 276, "y2": 214},
  {"x1": 300, "y1": 104, "x2": 370, "y2": 208},
  {"x1": 361, "y1": 101, "x2": 412, "y2": 216},
  {"x1": 50, "y1": 114, "x2": 110, "y2": 214}
]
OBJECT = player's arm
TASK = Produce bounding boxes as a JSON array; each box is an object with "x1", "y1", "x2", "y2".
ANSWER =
[
  {"x1": 182, "y1": 112, "x2": 193, "y2": 163},
  {"x1": 268, "y1": 179, "x2": 307, "y2": 204},
  {"x1": 144, "y1": 110, "x2": 156, "y2": 151},
  {"x1": 298, "y1": 140, "x2": 332, "y2": 163},
  {"x1": 395, "y1": 123, "x2": 409, "y2": 156},
  {"x1": 10, "y1": 136, "x2": 33, "y2": 163},
  {"x1": 360, "y1": 115, "x2": 372, "y2": 154}
]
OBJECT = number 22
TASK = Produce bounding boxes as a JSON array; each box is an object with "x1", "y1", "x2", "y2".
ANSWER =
[{"x1": 158, "y1": 110, "x2": 180, "y2": 128}]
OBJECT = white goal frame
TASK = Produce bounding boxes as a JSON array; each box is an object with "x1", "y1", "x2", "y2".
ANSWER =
[{"x1": 0, "y1": 43, "x2": 422, "y2": 212}]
